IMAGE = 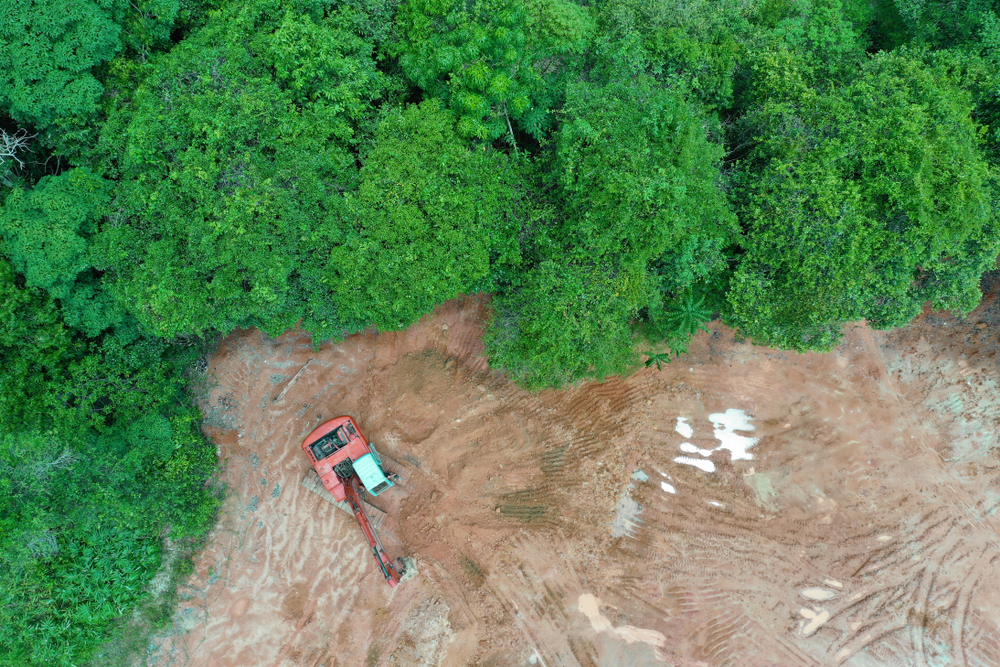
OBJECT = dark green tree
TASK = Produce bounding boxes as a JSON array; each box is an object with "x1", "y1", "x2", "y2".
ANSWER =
[
  {"x1": 487, "y1": 77, "x2": 737, "y2": 386},
  {"x1": 0, "y1": 168, "x2": 126, "y2": 336},
  {"x1": 589, "y1": 0, "x2": 752, "y2": 109},
  {"x1": 487, "y1": 260, "x2": 645, "y2": 389},
  {"x1": 0, "y1": 0, "x2": 200, "y2": 132},
  {"x1": 1, "y1": 0, "x2": 123, "y2": 128},
  {"x1": 0, "y1": 257, "x2": 219, "y2": 666}
]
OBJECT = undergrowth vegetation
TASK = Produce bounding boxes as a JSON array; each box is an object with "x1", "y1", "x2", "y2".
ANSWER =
[{"x1": 3, "y1": 0, "x2": 1000, "y2": 662}]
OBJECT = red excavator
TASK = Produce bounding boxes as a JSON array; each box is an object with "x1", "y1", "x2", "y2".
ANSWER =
[{"x1": 301, "y1": 416, "x2": 414, "y2": 587}]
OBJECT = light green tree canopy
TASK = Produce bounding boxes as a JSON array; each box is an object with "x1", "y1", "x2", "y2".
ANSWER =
[
  {"x1": 314, "y1": 99, "x2": 522, "y2": 333},
  {"x1": 552, "y1": 77, "x2": 737, "y2": 289},
  {"x1": 727, "y1": 48, "x2": 998, "y2": 350},
  {"x1": 94, "y1": 0, "x2": 390, "y2": 337},
  {"x1": 392, "y1": 0, "x2": 593, "y2": 141}
]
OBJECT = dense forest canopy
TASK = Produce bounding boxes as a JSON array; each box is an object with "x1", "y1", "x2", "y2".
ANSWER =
[{"x1": 2, "y1": 0, "x2": 999, "y2": 663}]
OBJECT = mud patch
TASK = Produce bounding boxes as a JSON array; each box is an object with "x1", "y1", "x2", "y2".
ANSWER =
[
  {"x1": 386, "y1": 597, "x2": 453, "y2": 666},
  {"x1": 145, "y1": 289, "x2": 1000, "y2": 667}
]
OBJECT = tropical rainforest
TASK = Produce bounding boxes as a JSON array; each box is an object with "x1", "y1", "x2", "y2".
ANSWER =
[{"x1": 1, "y1": 0, "x2": 998, "y2": 663}]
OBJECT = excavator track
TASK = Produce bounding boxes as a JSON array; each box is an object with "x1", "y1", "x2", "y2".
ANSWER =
[{"x1": 300, "y1": 469, "x2": 387, "y2": 530}]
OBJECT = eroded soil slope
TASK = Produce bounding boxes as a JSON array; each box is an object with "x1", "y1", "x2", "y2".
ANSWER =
[{"x1": 146, "y1": 284, "x2": 1000, "y2": 667}]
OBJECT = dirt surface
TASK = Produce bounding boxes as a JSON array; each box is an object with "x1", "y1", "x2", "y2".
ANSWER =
[{"x1": 145, "y1": 283, "x2": 1000, "y2": 667}]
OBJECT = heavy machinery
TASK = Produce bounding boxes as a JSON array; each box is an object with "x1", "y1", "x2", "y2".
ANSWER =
[{"x1": 301, "y1": 416, "x2": 415, "y2": 587}]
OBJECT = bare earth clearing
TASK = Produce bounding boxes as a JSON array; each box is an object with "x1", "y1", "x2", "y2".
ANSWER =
[{"x1": 145, "y1": 280, "x2": 1000, "y2": 667}]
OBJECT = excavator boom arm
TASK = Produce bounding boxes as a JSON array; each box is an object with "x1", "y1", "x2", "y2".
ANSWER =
[{"x1": 344, "y1": 476, "x2": 403, "y2": 587}]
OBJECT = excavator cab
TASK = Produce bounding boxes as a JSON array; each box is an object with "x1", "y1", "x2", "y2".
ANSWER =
[{"x1": 354, "y1": 452, "x2": 394, "y2": 496}]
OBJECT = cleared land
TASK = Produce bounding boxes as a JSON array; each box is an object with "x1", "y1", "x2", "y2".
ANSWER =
[{"x1": 145, "y1": 281, "x2": 1000, "y2": 667}]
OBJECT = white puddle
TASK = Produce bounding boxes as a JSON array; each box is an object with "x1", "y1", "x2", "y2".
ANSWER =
[
  {"x1": 798, "y1": 608, "x2": 830, "y2": 636},
  {"x1": 610, "y1": 494, "x2": 643, "y2": 538},
  {"x1": 709, "y1": 409, "x2": 758, "y2": 461},
  {"x1": 660, "y1": 481, "x2": 676, "y2": 494},
  {"x1": 670, "y1": 410, "x2": 759, "y2": 476},
  {"x1": 800, "y1": 587, "x2": 837, "y2": 601},
  {"x1": 709, "y1": 408, "x2": 755, "y2": 432},
  {"x1": 674, "y1": 456, "x2": 716, "y2": 473},
  {"x1": 679, "y1": 442, "x2": 715, "y2": 457},
  {"x1": 578, "y1": 594, "x2": 668, "y2": 660}
]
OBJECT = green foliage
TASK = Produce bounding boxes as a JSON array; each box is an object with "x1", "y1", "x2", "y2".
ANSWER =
[
  {"x1": 0, "y1": 167, "x2": 128, "y2": 337},
  {"x1": 590, "y1": 0, "x2": 753, "y2": 109},
  {"x1": 0, "y1": 417, "x2": 218, "y2": 666},
  {"x1": 773, "y1": 0, "x2": 870, "y2": 85},
  {"x1": 642, "y1": 284, "x2": 717, "y2": 365},
  {"x1": 0, "y1": 259, "x2": 73, "y2": 428},
  {"x1": 727, "y1": 48, "x2": 998, "y2": 350},
  {"x1": 1, "y1": 0, "x2": 123, "y2": 128},
  {"x1": 644, "y1": 351, "x2": 673, "y2": 370},
  {"x1": 552, "y1": 78, "x2": 737, "y2": 287},
  {"x1": 94, "y1": 0, "x2": 392, "y2": 337},
  {"x1": 312, "y1": 100, "x2": 521, "y2": 334},
  {"x1": 1, "y1": 169, "x2": 108, "y2": 298},
  {"x1": 485, "y1": 78, "x2": 736, "y2": 386},
  {"x1": 392, "y1": 0, "x2": 592, "y2": 141},
  {"x1": 0, "y1": 0, "x2": 191, "y2": 130},
  {"x1": 891, "y1": 0, "x2": 999, "y2": 48},
  {"x1": 651, "y1": 286, "x2": 714, "y2": 340},
  {"x1": 0, "y1": 266, "x2": 219, "y2": 665},
  {"x1": 487, "y1": 261, "x2": 643, "y2": 389}
]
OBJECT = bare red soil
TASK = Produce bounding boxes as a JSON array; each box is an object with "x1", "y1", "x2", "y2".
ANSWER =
[{"x1": 145, "y1": 284, "x2": 1000, "y2": 667}]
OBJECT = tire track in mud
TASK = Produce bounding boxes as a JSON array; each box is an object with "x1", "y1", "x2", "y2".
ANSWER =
[
  {"x1": 150, "y1": 329, "x2": 380, "y2": 667},
  {"x1": 147, "y1": 295, "x2": 1000, "y2": 667},
  {"x1": 594, "y1": 319, "x2": 1000, "y2": 667},
  {"x1": 483, "y1": 375, "x2": 646, "y2": 532}
]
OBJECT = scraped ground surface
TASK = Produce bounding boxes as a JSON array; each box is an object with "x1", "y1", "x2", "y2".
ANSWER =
[{"x1": 146, "y1": 281, "x2": 1000, "y2": 667}]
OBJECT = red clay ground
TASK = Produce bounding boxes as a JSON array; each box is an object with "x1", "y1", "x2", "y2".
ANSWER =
[{"x1": 144, "y1": 282, "x2": 1000, "y2": 667}]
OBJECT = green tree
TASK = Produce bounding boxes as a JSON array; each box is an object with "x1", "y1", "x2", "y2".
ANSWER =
[
  {"x1": 589, "y1": 0, "x2": 752, "y2": 109},
  {"x1": 772, "y1": 0, "x2": 870, "y2": 85},
  {"x1": 0, "y1": 258, "x2": 219, "y2": 666},
  {"x1": 308, "y1": 100, "x2": 522, "y2": 334},
  {"x1": 0, "y1": 168, "x2": 126, "y2": 336},
  {"x1": 487, "y1": 77, "x2": 737, "y2": 386},
  {"x1": 891, "y1": 0, "x2": 998, "y2": 47},
  {"x1": 94, "y1": 0, "x2": 392, "y2": 338},
  {"x1": 727, "y1": 48, "x2": 998, "y2": 350},
  {"x1": 553, "y1": 78, "x2": 737, "y2": 289},
  {"x1": 392, "y1": 0, "x2": 592, "y2": 142},
  {"x1": 0, "y1": 259, "x2": 71, "y2": 429},
  {"x1": 1, "y1": 0, "x2": 123, "y2": 128},
  {"x1": 0, "y1": 0, "x2": 194, "y2": 131},
  {"x1": 487, "y1": 260, "x2": 645, "y2": 389}
]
